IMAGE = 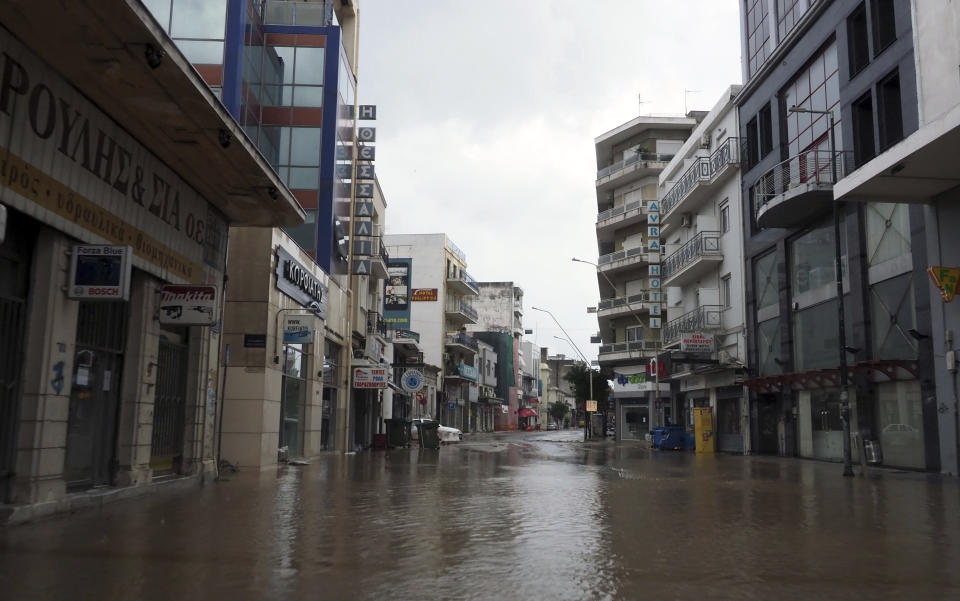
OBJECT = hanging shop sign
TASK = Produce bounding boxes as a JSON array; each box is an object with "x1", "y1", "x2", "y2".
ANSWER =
[
  {"x1": 401, "y1": 369, "x2": 425, "y2": 393},
  {"x1": 411, "y1": 288, "x2": 438, "y2": 301},
  {"x1": 353, "y1": 367, "x2": 389, "y2": 389},
  {"x1": 283, "y1": 314, "x2": 316, "y2": 344},
  {"x1": 383, "y1": 258, "x2": 412, "y2": 327},
  {"x1": 275, "y1": 246, "x2": 328, "y2": 319},
  {"x1": 67, "y1": 245, "x2": 133, "y2": 300},
  {"x1": 158, "y1": 284, "x2": 218, "y2": 325},
  {"x1": 928, "y1": 266, "x2": 959, "y2": 302},
  {"x1": 680, "y1": 333, "x2": 715, "y2": 353}
]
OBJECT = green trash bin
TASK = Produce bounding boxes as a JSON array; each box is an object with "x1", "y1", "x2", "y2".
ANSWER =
[
  {"x1": 417, "y1": 419, "x2": 441, "y2": 449},
  {"x1": 385, "y1": 418, "x2": 410, "y2": 448}
]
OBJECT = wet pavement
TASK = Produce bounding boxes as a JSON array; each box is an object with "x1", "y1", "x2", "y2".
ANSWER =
[{"x1": 2, "y1": 430, "x2": 959, "y2": 601}]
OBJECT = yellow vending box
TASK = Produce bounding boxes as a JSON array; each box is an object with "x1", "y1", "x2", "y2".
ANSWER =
[{"x1": 694, "y1": 407, "x2": 714, "y2": 453}]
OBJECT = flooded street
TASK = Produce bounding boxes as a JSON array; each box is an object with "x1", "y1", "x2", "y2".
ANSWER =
[{"x1": 2, "y1": 431, "x2": 959, "y2": 601}]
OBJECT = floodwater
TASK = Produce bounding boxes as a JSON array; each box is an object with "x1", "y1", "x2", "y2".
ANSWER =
[{"x1": 2, "y1": 430, "x2": 959, "y2": 601}]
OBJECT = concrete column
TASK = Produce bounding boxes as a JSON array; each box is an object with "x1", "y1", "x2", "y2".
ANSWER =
[{"x1": 13, "y1": 229, "x2": 77, "y2": 504}]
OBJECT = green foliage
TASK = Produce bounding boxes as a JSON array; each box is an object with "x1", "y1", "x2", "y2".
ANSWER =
[
  {"x1": 548, "y1": 401, "x2": 570, "y2": 423},
  {"x1": 563, "y1": 362, "x2": 611, "y2": 413}
]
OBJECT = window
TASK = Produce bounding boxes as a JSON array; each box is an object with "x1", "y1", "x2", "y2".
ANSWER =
[
  {"x1": 848, "y1": 3, "x2": 870, "y2": 76},
  {"x1": 872, "y1": 0, "x2": 897, "y2": 55},
  {"x1": 852, "y1": 91, "x2": 876, "y2": 167},
  {"x1": 878, "y1": 70, "x2": 904, "y2": 150},
  {"x1": 626, "y1": 326, "x2": 643, "y2": 342},
  {"x1": 757, "y1": 317, "x2": 783, "y2": 375},
  {"x1": 776, "y1": 0, "x2": 809, "y2": 40},
  {"x1": 870, "y1": 273, "x2": 917, "y2": 360},
  {"x1": 755, "y1": 251, "x2": 779, "y2": 311},
  {"x1": 759, "y1": 103, "x2": 774, "y2": 158},
  {"x1": 720, "y1": 203, "x2": 731, "y2": 233},
  {"x1": 865, "y1": 202, "x2": 910, "y2": 267},
  {"x1": 791, "y1": 223, "x2": 847, "y2": 296},
  {"x1": 783, "y1": 42, "x2": 841, "y2": 160},
  {"x1": 721, "y1": 275, "x2": 733, "y2": 309},
  {"x1": 746, "y1": 0, "x2": 771, "y2": 78},
  {"x1": 745, "y1": 116, "x2": 759, "y2": 168}
]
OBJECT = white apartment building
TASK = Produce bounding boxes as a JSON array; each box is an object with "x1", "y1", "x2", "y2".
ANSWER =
[
  {"x1": 592, "y1": 115, "x2": 699, "y2": 441},
  {"x1": 382, "y1": 234, "x2": 480, "y2": 430},
  {"x1": 658, "y1": 86, "x2": 750, "y2": 453}
]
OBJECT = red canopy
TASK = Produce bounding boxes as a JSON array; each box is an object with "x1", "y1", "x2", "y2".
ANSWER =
[{"x1": 518, "y1": 408, "x2": 538, "y2": 418}]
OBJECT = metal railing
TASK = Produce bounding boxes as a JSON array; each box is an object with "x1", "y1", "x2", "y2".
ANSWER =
[
  {"x1": 663, "y1": 305, "x2": 723, "y2": 345},
  {"x1": 598, "y1": 246, "x2": 646, "y2": 266},
  {"x1": 596, "y1": 199, "x2": 644, "y2": 223},
  {"x1": 662, "y1": 231, "x2": 722, "y2": 280},
  {"x1": 597, "y1": 291, "x2": 654, "y2": 311},
  {"x1": 597, "y1": 152, "x2": 675, "y2": 180},
  {"x1": 661, "y1": 137, "x2": 741, "y2": 216},
  {"x1": 753, "y1": 149, "x2": 854, "y2": 216},
  {"x1": 446, "y1": 299, "x2": 479, "y2": 321},
  {"x1": 598, "y1": 340, "x2": 659, "y2": 354},
  {"x1": 445, "y1": 332, "x2": 479, "y2": 352},
  {"x1": 367, "y1": 312, "x2": 387, "y2": 337},
  {"x1": 446, "y1": 270, "x2": 479, "y2": 294},
  {"x1": 392, "y1": 329, "x2": 420, "y2": 343}
]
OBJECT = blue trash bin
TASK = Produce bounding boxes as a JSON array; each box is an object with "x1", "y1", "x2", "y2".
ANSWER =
[
  {"x1": 659, "y1": 426, "x2": 687, "y2": 450},
  {"x1": 651, "y1": 427, "x2": 666, "y2": 448}
]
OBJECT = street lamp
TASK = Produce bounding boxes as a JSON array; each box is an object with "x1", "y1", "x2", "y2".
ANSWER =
[
  {"x1": 531, "y1": 305, "x2": 592, "y2": 441},
  {"x1": 788, "y1": 105, "x2": 854, "y2": 478}
]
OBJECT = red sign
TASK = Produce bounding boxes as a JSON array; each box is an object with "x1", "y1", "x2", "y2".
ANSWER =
[
  {"x1": 646, "y1": 359, "x2": 669, "y2": 378},
  {"x1": 411, "y1": 288, "x2": 438, "y2": 301}
]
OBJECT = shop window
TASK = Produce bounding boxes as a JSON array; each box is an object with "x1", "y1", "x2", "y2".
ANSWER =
[
  {"x1": 848, "y1": 3, "x2": 870, "y2": 76},
  {"x1": 852, "y1": 91, "x2": 876, "y2": 167},
  {"x1": 878, "y1": 70, "x2": 904, "y2": 151},
  {"x1": 877, "y1": 381, "x2": 925, "y2": 469},
  {"x1": 811, "y1": 389, "x2": 842, "y2": 432},
  {"x1": 794, "y1": 300, "x2": 840, "y2": 371},
  {"x1": 872, "y1": 0, "x2": 897, "y2": 56},
  {"x1": 869, "y1": 273, "x2": 917, "y2": 360},
  {"x1": 791, "y1": 222, "x2": 847, "y2": 296}
]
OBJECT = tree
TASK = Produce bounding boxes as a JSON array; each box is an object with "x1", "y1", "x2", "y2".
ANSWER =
[
  {"x1": 564, "y1": 362, "x2": 611, "y2": 434},
  {"x1": 548, "y1": 401, "x2": 570, "y2": 426}
]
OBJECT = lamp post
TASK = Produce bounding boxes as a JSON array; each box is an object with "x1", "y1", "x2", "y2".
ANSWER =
[
  {"x1": 788, "y1": 105, "x2": 854, "y2": 477},
  {"x1": 531, "y1": 306, "x2": 592, "y2": 441}
]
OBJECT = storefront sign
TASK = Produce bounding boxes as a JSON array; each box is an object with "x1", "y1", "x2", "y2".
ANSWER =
[
  {"x1": 354, "y1": 367, "x2": 389, "y2": 389},
  {"x1": 283, "y1": 314, "x2": 315, "y2": 344},
  {"x1": 680, "y1": 333, "x2": 715, "y2": 353},
  {"x1": 458, "y1": 362, "x2": 478, "y2": 381},
  {"x1": 384, "y1": 258, "x2": 412, "y2": 327},
  {"x1": 411, "y1": 288, "x2": 438, "y2": 301},
  {"x1": 0, "y1": 30, "x2": 221, "y2": 283},
  {"x1": 586, "y1": 400, "x2": 597, "y2": 412},
  {"x1": 67, "y1": 245, "x2": 132, "y2": 300},
  {"x1": 275, "y1": 246, "x2": 328, "y2": 319},
  {"x1": 928, "y1": 266, "x2": 959, "y2": 302},
  {"x1": 401, "y1": 369, "x2": 425, "y2": 393},
  {"x1": 158, "y1": 284, "x2": 218, "y2": 325}
]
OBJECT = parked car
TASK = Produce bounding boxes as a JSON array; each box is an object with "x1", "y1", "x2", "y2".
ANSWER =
[
  {"x1": 410, "y1": 418, "x2": 462, "y2": 442},
  {"x1": 546, "y1": 422, "x2": 559, "y2": 431}
]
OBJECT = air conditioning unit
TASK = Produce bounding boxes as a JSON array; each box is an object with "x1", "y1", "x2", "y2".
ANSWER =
[{"x1": 680, "y1": 214, "x2": 692, "y2": 228}]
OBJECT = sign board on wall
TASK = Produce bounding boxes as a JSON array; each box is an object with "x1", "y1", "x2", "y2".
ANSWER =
[
  {"x1": 383, "y1": 258, "x2": 412, "y2": 327},
  {"x1": 68, "y1": 245, "x2": 133, "y2": 300},
  {"x1": 680, "y1": 333, "x2": 715, "y2": 353},
  {"x1": 411, "y1": 288, "x2": 438, "y2": 301},
  {"x1": 586, "y1": 400, "x2": 598, "y2": 412},
  {"x1": 275, "y1": 246, "x2": 328, "y2": 319},
  {"x1": 354, "y1": 367, "x2": 389, "y2": 389},
  {"x1": 401, "y1": 369, "x2": 425, "y2": 393},
  {"x1": 158, "y1": 284, "x2": 218, "y2": 325},
  {"x1": 283, "y1": 314, "x2": 316, "y2": 344}
]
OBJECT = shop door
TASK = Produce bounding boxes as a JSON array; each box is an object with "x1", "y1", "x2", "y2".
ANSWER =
[
  {"x1": 717, "y1": 397, "x2": 744, "y2": 453},
  {"x1": 65, "y1": 302, "x2": 126, "y2": 489},
  {"x1": 150, "y1": 336, "x2": 189, "y2": 475},
  {"x1": 757, "y1": 394, "x2": 780, "y2": 454},
  {"x1": 0, "y1": 212, "x2": 35, "y2": 502}
]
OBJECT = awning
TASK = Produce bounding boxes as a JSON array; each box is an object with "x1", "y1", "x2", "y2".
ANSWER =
[{"x1": 518, "y1": 408, "x2": 538, "y2": 418}]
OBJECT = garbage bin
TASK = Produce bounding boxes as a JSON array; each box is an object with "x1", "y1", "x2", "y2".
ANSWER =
[
  {"x1": 659, "y1": 426, "x2": 687, "y2": 450},
  {"x1": 385, "y1": 418, "x2": 411, "y2": 448},
  {"x1": 651, "y1": 427, "x2": 666, "y2": 449},
  {"x1": 417, "y1": 419, "x2": 441, "y2": 449}
]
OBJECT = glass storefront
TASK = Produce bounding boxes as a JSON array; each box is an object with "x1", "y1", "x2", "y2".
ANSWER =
[
  {"x1": 877, "y1": 381, "x2": 925, "y2": 469},
  {"x1": 620, "y1": 402, "x2": 649, "y2": 440},
  {"x1": 280, "y1": 343, "x2": 307, "y2": 457}
]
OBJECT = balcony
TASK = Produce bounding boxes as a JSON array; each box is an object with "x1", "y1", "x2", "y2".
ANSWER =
[
  {"x1": 753, "y1": 149, "x2": 853, "y2": 229},
  {"x1": 597, "y1": 292, "x2": 657, "y2": 320},
  {"x1": 391, "y1": 328, "x2": 421, "y2": 350},
  {"x1": 446, "y1": 270, "x2": 479, "y2": 296},
  {"x1": 445, "y1": 361, "x2": 479, "y2": 382},
  {"x1": 366, "y1": 311, "x2": 388, "y2": 341},
  {"x1": 445, "y1": 298, "x2": 478, "y2": 325},
  {"x1": 445, "y1": 332, "x2": 479, "y2": 354},
  {"x1": 663, "y1": 305, "x2": 723, "y2": 347},
  {"x1": 595, "y1": 199, "x2": 656, "y2": 242},
  {"x1": 596, "y1": 152, "x2": 675, "y2": 193},
  {"x1": 597, "y1": 340, "x2": 660, "y2": 366},
  {"x1": 661, "y1": 138, "x2": 741, "y2": 225},
  {"x1": 370, "y1": 237, "x2": 389, "y2": 280},
  {"x1": 662, "y1": 231, "x2": 723, "y2": 287},
  {"x1": 597, "y1": 246, "x2": 648, "y2": 274}
]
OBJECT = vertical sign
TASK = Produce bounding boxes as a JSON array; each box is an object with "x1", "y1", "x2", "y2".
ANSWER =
[
  {"x1": 647, "y1": 201, "x2": 661, "y2": 263},
  {"x1": 383, "y1": 258, "x2": 412, "y2": 328}
]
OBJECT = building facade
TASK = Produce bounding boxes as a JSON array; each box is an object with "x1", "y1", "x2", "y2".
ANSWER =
[
  {"x1": 592, "y1": 115, "x2": 698, "y2": 441},
  {"x1": 0, "y1": 1, "x2": 303, "y2": 521},
  {"x1": 738, "y1": 0, "x2": 937, "y2": 470},
  {"x1": 658, "y1": 86, "x2": 750, "y2": 453},
  {"x1": 468, "y1": 282, "x2": 525, "y2": 430},
  {"x1": 519, "y1": 340, "x2": 542, "y2": 429}
]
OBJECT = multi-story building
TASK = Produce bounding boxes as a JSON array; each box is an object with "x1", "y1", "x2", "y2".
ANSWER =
[
  {"x1": 519, "y1": 341, "x2": 542, "y2": 429},
  {"x1": 475, "y1": 339, "x2": 500, "y2": 432},
  {"x1": 658, "y1": 86, "x2": 750, "y2": 453},
  {"x1": 592, "y1": 114, "x2": 699, "y2": 441},
  {"x1": 382, "y1": 234, "x2": 481, "y2": 431},
  {"x1": 738, "y1": 0, "x2": 937, "y2": 470},
  {"x1": 542, "y1": 352, "x2": 578, "y2": 428},
  {"x1": 147, "y1": 0, "x2": 388, "y2": 459},
  {"x1": 468, "y1": 283, "x2": 525, "y2": 430},
  {"x1": 0, "y1": 1, "x2": 303, "y2": 521},
  {"x1": 832, "y1": 0, "x2": 960, "y2": 474}
]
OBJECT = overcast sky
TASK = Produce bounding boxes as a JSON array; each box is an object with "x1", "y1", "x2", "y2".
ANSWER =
[{"x1": 359, "y1": 1, "x2": 743, "y2": 362}]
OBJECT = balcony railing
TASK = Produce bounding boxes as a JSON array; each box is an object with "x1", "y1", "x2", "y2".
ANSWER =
[
  {"x1": 392, "y1": 329, "x2": 420, "y2": 343},
  {"x1": 598, "y1": 246, "x2": 646, "y2": 267},
  {"x1": 598, "y1": 340, "x2": 659, "y2": 354},
  {"x1": 445, "y1": 332, "x2": 479, "y2": 352},
  {"x1": 596, "y1": 199, "x2": 644, "y2": 223},
  {"x1": 663, "y1": 305, "x2": 723, "y2": 345},
  {"x1": 753, "y1": 149, "x2": 853, "y2": 216},
  {"x1": 597, "y1": 152, "x2": 675, "y2": 180},
  {"x1": 366, "y1": 312, "x2": 387, "y2": 338},
  {"x1": 263, "y1": 0, "x2": 331, "y2": 26},
  {"x1": 597, "y1": 291, "x2": 655, "y2": 312},
  {"x1": 446, "y1": 270, "x2": 479, "y2": 295},
  {"x1": 662, "y1": 231, "x2": 722, "y2": 280},
  {"x1": 661, "y1": 137, "x2": 741, "y2": 217},
  {"x1": 446, "y1": 299, "x2": 479, "y2": 322}
]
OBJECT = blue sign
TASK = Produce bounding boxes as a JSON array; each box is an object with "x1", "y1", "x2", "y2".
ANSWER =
[
  {"x1": 448, "y1": 401, "x2": 455, "y2": 409},
  {"x1": 458, "y1": 362, "x2": 478, "y2": 381}
]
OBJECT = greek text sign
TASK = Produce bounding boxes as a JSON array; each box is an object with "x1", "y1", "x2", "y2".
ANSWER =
[
  {"x1": 353, "y1": 367, "x2": 389, "y2": 389},
  {"x1": 680, "y1": 333, "x2": 715, "y2": 353}
]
